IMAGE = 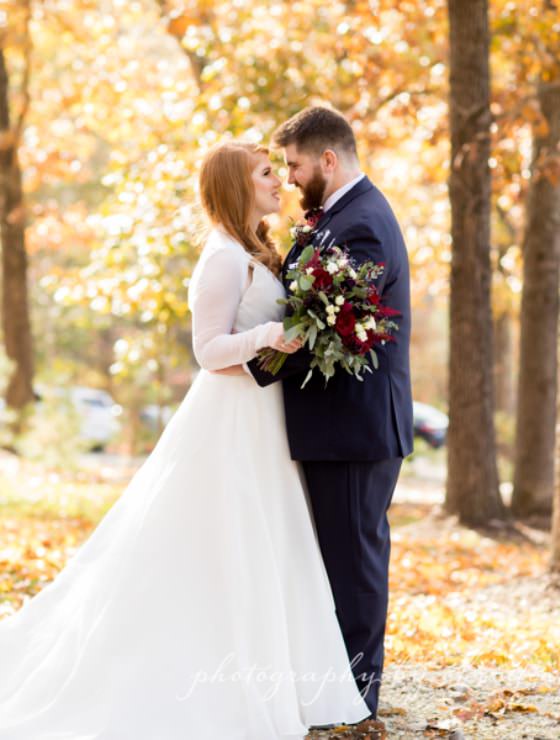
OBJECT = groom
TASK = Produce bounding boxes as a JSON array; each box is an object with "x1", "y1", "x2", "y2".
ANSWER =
[{"x1": 248, "y1": 106, "x2": 413, "y2": 720}]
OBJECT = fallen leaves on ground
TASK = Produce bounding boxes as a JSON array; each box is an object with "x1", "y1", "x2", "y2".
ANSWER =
[{"x1": 386, "y1": 507, "x2": 560, "y2": 673}]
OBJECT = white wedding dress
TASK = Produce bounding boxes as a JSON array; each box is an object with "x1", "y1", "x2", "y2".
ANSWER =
[{"x1": 0, "y1": 227, "x2": 370, "y2": 739}]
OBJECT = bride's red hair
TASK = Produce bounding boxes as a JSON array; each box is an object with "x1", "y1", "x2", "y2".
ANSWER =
[{"x1": 199, "y1": 141, "x2": 282, "y2": 276}]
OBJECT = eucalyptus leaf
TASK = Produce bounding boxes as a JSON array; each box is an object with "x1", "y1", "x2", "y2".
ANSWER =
[
  {"x1": 299, "y1": 245, "x2": 316, "y2": 264},
  {"x1": 308, "y1": 323, "x2": 318, "y2": 350},
  {"x1": 300, "y1": 368, "x2": 314, "y2": 389},
  {"x1": 284, "y1": 324, "x2": 304, "y2": 342},
  {"x1": 299, "y1": 275, "x2": 314, "y2": 291}
]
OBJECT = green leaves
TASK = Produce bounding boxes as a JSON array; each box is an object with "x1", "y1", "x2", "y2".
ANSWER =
[
  {"x1": 283, "y1": 324, "x2": 305, "y2": 342},
  {"x1": 299, "y1": 245, "x2": 316, "y2": 263},
  {"x1": 307, "y1": 323, "x2": 318, "y2": 350},
  {"x1": 298, "y1": 274, "x2": 315, "y2": 292}
]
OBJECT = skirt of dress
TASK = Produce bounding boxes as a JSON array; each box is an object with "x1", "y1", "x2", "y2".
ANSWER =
[{"x1": 0, "y1": 371, "x2": 370, "y2": 739}]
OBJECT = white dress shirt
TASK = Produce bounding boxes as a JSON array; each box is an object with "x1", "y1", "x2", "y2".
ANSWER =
[{"x1": 323, "y1": 173, "x2": 365, "y2": 212}]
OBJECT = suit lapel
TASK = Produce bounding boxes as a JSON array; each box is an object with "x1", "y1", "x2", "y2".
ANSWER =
[{"x1": 325, "y1": 175, "x2": 374, "y2": 217}]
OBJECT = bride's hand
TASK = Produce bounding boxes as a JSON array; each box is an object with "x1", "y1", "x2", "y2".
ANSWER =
[{"x1": 267, "y1": 323, "x2": 304, "y2": 354}]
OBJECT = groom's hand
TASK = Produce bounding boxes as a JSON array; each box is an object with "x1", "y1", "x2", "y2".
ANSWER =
[
  {"x1": 247, "y1": 346, "x2": 313, "y2": 387},
  {"x1": 211, "y1": 364, "x2": 246, "y2": 376}
]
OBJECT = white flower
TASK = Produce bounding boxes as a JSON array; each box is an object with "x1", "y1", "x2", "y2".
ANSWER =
[
  {"x1": 302, "y1": 225, "x2": 312, "y2": 233},
  {"x1": 289, "y1": 280, "x2": 298, "y2": 292},
  {"x1": 335, "y1": 295, "x2": 344, "y2": 306},
  {"x1": 348, "y1": 268, "x2": 357, "y2": 279},
  {"x1": 326, "y1": 262, "x2": 339, "y2": 275},
  {"x1": 355, "y1": 323, "x2": 367, "y2": 341},
  {"x1": 334, "y1": 306, "x2": 340, "y2": 313},
  {"x1": 337, "y1": 257, "x2": 348, "y2": 268},
  {"x1": 327, "y1": 315, "x2": 336, "y2": 326},
  {"x1": 306, "y1": 267, "x2": 314, "y2": 275},
  {"x1": 289, "y1": 227, "x2": 297, "y2": 239},
  {"x1": 364, "y1": 317, "x2": 377, "y2": 331},
  {"x1": 326, "y1": 305, "x2": 336, "y2": 314}
]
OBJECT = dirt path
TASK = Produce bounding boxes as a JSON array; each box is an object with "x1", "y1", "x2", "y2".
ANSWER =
[{"x1": 307, "y1": 662, "x2": 560, "y2": 738}]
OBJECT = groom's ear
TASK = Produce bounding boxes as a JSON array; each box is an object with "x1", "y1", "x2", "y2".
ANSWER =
[{"x1": 321, "y1": 149, "x2": 338, "y2": 173}]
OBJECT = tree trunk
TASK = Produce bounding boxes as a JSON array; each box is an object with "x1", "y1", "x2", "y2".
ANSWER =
[
  {"x1": 512, "y1": 82, "x2": 560, "y2": 517},
  {"x1": 445, "y1": 0, "x2": 505, "y2": 525},
  {"x1": 0, "y1": 49, "x2": 34, "y2": 411},
  {"x1": 552, "y1": 369, "x2": 560, "y2": 572}
]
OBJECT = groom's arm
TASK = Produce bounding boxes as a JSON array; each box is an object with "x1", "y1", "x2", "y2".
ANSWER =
[
  {"x1": 246, "y1": 347, "x2": 312, "y2": 387},
  {"x1": 339, "y1": 221, "x2": 390, "y2": 292}
]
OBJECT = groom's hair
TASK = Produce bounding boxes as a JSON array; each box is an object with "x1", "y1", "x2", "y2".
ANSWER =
[{"x1": 272, "y1": 106, "x2": 358, "y2": 158}]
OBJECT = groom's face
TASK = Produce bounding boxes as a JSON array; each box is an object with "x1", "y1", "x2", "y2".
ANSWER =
[{"x1": 284, "y1": 144, "x2": 327, "y2": 212}]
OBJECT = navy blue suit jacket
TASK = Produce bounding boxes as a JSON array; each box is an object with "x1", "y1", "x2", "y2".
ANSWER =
[{"x1": 248, "y1": 176, "x2": 413, "y2": 462}]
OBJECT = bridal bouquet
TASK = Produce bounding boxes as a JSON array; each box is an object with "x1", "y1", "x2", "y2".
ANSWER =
[{"x1": 257, "y1": 244, "x2": 401, "y2": 387}]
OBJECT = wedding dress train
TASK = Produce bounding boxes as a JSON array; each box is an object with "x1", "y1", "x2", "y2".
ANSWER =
[{"x1": 0, "y1": 228, "x2": 370, "y2": 739}]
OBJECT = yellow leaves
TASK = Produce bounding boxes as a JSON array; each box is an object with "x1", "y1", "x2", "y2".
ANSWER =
[
  {"x1": 0, "y1": 577, "x2": 14, "y2": 593},
  {"x1": 386, "y1": 507, "x2": 558, "y2": 672},
  {"x1": 0, "y1": 463, "x2": 183, "y2": 607},
  {"x1": 484, "y1": 690, "x2": 539, "y2": 718}
]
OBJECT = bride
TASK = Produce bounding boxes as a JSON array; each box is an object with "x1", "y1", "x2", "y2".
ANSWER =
[{"x1": 0, "y1": 141, "x2": 370, "y2": 739}]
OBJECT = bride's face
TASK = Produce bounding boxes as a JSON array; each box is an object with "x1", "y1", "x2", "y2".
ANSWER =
[{"x1": 251, "y1": 154, "x2": 282, "y2": 220}]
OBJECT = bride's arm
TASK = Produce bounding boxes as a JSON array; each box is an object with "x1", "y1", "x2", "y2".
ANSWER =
[{"x1": 189, "y1": 247, "x2": 296, "y2": 372}]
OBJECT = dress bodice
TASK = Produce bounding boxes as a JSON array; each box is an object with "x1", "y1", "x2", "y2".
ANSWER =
[{"x1": 233, "y1": 256, "x2": 285, "y2": 332}]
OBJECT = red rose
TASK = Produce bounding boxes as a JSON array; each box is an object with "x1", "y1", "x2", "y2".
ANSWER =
[
  {"x1": 305, "y1": 209, "x2": 324, "y2": 228},
  {"x1": 312, "y1": 267, "x2": 333, "y2": 290},
  {"x1": 375, "y1": 305, "x2": 401, "y2": 318},
  {"x1": 367, "y1": 287, "x2": 381, "y2": 306},
  {"x1": 375, "y1": 332, "x2": 396, "y2": 344},
  {"x1": 304, "y1": 249, "x2": 322, "y2": 269},
  {"x1": 335, "y1": 302, "x2": 356, "y2": 338}
]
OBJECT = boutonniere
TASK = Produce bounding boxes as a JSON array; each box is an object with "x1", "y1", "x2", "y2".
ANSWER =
[{"x1": 289, "y1": 207, "x2": 324, "y2": 247}]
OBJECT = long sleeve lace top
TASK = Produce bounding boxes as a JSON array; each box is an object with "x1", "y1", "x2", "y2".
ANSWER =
[{"x1": 188, "y1": 228, "x2": 284, "y2": 372}]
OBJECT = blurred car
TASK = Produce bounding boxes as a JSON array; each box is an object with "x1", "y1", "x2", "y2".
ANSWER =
[
  {"x1": 32, "y1": 385, "x2": 123, "y2": 451},
  {"x1": 140, "y1": 404, "x2": 175, "y2": 432},
  {"x1": 1, "y1": 386, "x2": 122, "y2": 451},
  {"x1": 69, "y1": 387, "x2": 123, "y2": 450},
  {"x1": 413, "y1": 401, "x2": 448, "y2": 449}
]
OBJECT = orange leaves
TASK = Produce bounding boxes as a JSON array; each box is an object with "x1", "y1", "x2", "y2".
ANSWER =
[
  {"x1": 386, "y1": 508, "x2": 559, "y2": 672},
  {"x1": 0, "y1": 468, "x2": 121, "y2": 615},
  {"x1": 166, "y1": 14, "x2": 194, "y2": 39},
  {"x1": 0, "y1": 515, "x2": 90, "y2": 614}
]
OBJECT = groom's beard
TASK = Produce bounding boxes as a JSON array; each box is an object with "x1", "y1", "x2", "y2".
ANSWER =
[{"x1": 298, "y1": 167, "x2": 327, "y2": 212}]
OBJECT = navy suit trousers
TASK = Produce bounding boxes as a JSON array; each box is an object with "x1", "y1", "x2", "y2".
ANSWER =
[{"x1": 302, "y1": 457, "x2": 402, "y2": 717}]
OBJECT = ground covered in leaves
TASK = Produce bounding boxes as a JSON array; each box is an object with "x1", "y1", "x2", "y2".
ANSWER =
[{"x1": 0, "y1": 453, "x2": 559, "y2": 738}]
